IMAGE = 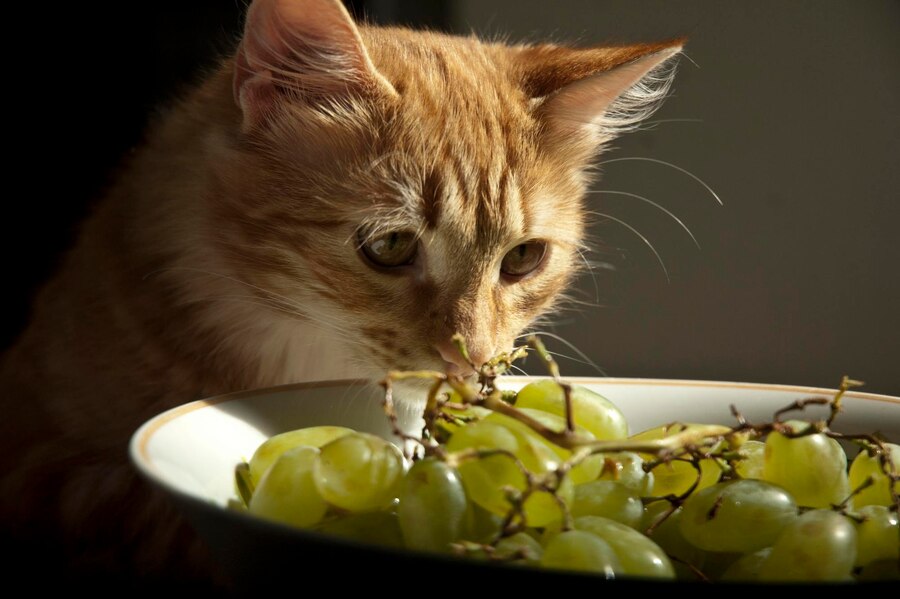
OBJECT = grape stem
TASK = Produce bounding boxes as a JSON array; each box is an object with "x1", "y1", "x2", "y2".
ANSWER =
[
  {"x1": 833, "y1": 476, "x2": 875, "y2": 523},
  {"x1": 828, "y1": 376, "x2": 865, "y2": 427},
  {"x1": 377, "y1": 333, "x2": 899, "y2": 562},
  {"x1": 667, "y1": 554, "x2": 711, "y2": 583}
]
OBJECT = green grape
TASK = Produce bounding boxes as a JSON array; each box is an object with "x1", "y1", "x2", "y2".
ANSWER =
[
  {"x1": 312, "y1": 510, "x2": 403, "y2": 548},
  {"x1": 515, "y1": 380, "x2": 628, "y2": 440},
  {"x1": 572, "y1": 480, "x2": 643, "y2": 529},
  {"x1": 574, "y1": 516, "x2": 675, "y2": 579},
  {"x1": 463, "y1": 501, "x2": 505, "y2": 544},
  {"x1": 762, "y1": 420, "x2": 850, "y2": 508},
  {"x1": 516, "y1": 408, "x2": 606, "y2": 483},
  {"x1": 854, "y1": 504, "x2": 899, "y2": 567},
  {"x1": 641, "y1": 502, "x2": 704, "y2": 579},
  {"x1": 484, "y1": 409, "x2": 603, "y2": 484},
  {"x1": 494, "y1": 532, "x2": 543, "y2": 563},
  {"x1": 698, "y1": 551, "x2": 742, "y2": 580},
  {"x1": 538, "y1": 519, "x2": 563, "y2": 546},
  {"x1": 758, "y1": 509, "x2": 857, "y2": 582},
  {"x1": 642, "y1": 502, "x2": 744, "y2": 580},
  {"x1": 521, "y1": 476, "x2": 574, "y2": 528},
  {"x1": 597, "y1": 452, "x2": 654, "y2": 496},
  {"x1": 848, "y1": 443, "x2": 900, "y2": 508},
  {"x1": 719, "y1": 548, "x2": 772, "y2": 582},
  {"x1": 248, "y1": 446, "x2": 328, "y2": 528},
  {"x1": 447, "y1": 419, "x2": 572, "y2": 526},
  {"x1": 679, "y1": 479, "x2": 798, "y2": 553},
  {"x1": 249, "y1": 426, "x2": 353, "y2": 485},
  {"x1": 630, "y1": 424, "x2": 722, "y2": 497},
  {"x1": 448, "y1": 421, "x2": 527, "y2": 516},
  {"x1": 451, "y1": 417, "x2": 560, "y2": 472},
  {"x1": 732, "y1": 440, "x2": 766, "y2": 480},
  {"x1": 569, "y1": 456, "x2": 605, "y2": 485},
  {"x1": 313, "y1": 432, "x2": 405, "y2": 513},
  {"x1": 397, "y1": 458, "x2": 467, "y2": 553},
  {"x1": 540, "y1": 530, "x2": 620, "y2": 578}
]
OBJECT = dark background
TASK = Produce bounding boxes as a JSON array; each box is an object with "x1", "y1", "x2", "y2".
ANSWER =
[{"x1": 6, "y1": 1, "x2": 899, "y2": 395}]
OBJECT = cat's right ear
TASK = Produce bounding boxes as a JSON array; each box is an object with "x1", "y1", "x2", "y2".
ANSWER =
[
  {"x1": 519, "y1": 39, "x2": 684, "y2": 162},
  {"x1": 233, "y1": 0, "x2": 397, "y2": 131}
]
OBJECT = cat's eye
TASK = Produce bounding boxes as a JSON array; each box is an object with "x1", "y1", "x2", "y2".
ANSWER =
[
  {"x1": 358, "y1": 229, "x2": 418, "y2": 268},
  {"x1": 501, "y1": 241, "x2": 547, "y2": 279}
]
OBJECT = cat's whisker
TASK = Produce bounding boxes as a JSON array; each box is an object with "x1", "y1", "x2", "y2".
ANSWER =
[
  {"x1": 574, "y1": 240, "x2": 627, "y2": 262},
  {"x1": 641, "y1": 117, "x2": 704, "y2": 125},
  {"x1": 597, "y1": 156, "x2": 723, "y2": 206},
  {"x1": 197, "y1": 295, "x2": 306, "y2": 319},
  {"x1": 634, "y1": 117, "x2": 704, "y2": 132},
  {"x1": 515, "y1": 330, "x2": 608, "y2": 377},
  {"x1": 555, "y1": 294, "x2": 611, "y2": 312},
  {"x1": 508, "y1": 364, "x2": 530, "y2": 377},
  {"x1": 591, "y1": 212, "x2": 670, "y2": 283},
  {"x1": 577, "y1": 239, "x2": 630, "y2": 273},
  {"x1": 141, "y1": 268, "x2": 372, "y2": 350},
  {"x1": 545, "y1": 349, "x2": 608, "y2": 372},
  {"x1": 551, "y1": 283, "x2": 603, "y2": 311},
  {"x1": 144, "y1": 266, "x2": 314, "y2": 315},
  {"x1": 218, "y1": 293, "x2": 315, "y2": 325},
  {"x1": 522, "y1": 314, "x2": 557, "y2": 336},
  {"x1": 576, "y1": 258, "x2": 620, "y2": 272},
  {"x1": 575, "y1": 247, "x2": 601, "y2": 306},
  {"x1": 679, "y1": 51, "x2": 701, "y2": 69},
  {"x1": 587, "y1": 190, "x2": 701, "y2": 249},
  {"x1": 279, "y1": 307, "x2": 362, "y2": 346}
]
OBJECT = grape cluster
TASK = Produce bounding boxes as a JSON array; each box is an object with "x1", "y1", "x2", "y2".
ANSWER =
[{"x1": 232, "y1": 338, "x2": 899, "y2": 582}]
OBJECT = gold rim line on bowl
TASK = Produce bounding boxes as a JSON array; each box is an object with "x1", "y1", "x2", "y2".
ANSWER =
[
  {"x1": 558, "y1": 377, "x2": 900, "y2": 404},
  {"x1": 133, "y1": 377, "x2": 900, "y2": 474},
  {"x1": 134, "y1": 378, "x2": 372, "y2": 474}
]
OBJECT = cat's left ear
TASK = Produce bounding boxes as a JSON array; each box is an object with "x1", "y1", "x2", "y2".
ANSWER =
[
  {"x1": 519, "y1": 39, "x2": 685, "y2": 159},
  {"x1": 233, "y1": 0, "x2": 397, "y2": 131}
]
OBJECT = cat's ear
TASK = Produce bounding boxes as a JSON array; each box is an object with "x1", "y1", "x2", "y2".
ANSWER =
[
  {"x1": 519, "y1": 39, "x2": 684, "y2": 158},
  {"x1": 233, "y1": 0, "x2": 397, "y2": 131}
]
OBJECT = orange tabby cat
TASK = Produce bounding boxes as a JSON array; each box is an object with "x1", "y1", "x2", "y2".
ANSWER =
[{"x1": 0, "y1": 0, "x2": 682, "y2": 587}]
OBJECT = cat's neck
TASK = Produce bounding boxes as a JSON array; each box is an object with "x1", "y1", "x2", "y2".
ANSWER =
[{"x1": 224, "y1": 314, "x2": 369, "y2": 387}]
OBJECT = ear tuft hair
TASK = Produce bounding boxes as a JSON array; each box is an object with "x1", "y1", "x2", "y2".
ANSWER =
[
  {"x1": 597, "y1": 49, "x2": 680, "y2": 140},
  {"x1": 519, "y1": 39, "x2": 684, "y2": 154}
]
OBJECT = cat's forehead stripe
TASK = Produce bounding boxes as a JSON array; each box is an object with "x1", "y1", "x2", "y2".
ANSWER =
[
  {"x1": 379, "y1": 35, "x2": 542, "y2": 242},
  {"x1": 420, "y1": 169, "x2": 442, "y2": 229}
]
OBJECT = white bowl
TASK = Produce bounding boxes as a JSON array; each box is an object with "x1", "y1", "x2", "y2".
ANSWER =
[{"x1": 130, "y1": 377, "x2": 900, "y2": 587}]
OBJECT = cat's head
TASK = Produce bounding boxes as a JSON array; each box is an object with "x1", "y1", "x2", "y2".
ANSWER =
[{"x1": 209, "y1": 0, "x2": 682, "y2": 377}]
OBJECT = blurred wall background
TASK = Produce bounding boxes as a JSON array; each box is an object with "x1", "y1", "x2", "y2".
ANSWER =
[
  {"x1": 447, "y1": 1, "x2": 900, "y2": 396},
  {"x1": 7, "y1": 1, "x2": 898, "y2": 394}
]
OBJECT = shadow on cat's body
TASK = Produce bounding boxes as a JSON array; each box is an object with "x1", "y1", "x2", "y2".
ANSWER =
[
  {"x1": 0, "y1": 142, "x2": 239, "y2": 586},
  {"x1": 0, "y1": 0, "x2": 684, "y2": 587}
]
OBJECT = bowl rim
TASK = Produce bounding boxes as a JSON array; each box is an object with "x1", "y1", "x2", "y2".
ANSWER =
[{"x1": 130, "y1": 375, "x2": 900, "y2": 484}]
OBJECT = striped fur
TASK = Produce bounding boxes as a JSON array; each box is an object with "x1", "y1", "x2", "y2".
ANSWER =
[{"x1": 0, "y1": 0, "x2": 682, "y2": 584}]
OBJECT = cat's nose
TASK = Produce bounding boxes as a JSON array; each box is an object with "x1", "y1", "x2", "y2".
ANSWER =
[{"x1": 434, "y1": 340, "x2": 485, "y2": 377}]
